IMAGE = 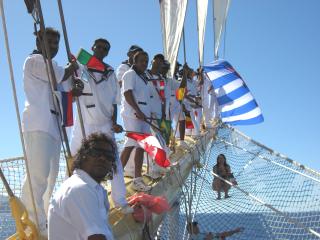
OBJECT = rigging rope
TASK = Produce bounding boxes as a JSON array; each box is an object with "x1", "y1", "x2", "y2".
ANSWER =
[
  {"x1": 1, "y1": 125, "x2": 320, "y2": 239},
  {"x1": 156, "y1": 126, "x2": 320, "y2": 239},
  {"x1": 0, "y1": 0, "x2": 40, "y2": 230},
  {"x1": 56, "y1": 0, "x2": 86, "y2": 141}
]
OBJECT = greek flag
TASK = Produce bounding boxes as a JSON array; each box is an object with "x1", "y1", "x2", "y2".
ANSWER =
[{"x1": 203, "y1": 60, "x2": 264, "y2": 125}]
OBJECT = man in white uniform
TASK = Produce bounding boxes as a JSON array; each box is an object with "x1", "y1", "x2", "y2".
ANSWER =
[
  {"x1": 117, "y1": 46, "x2": 143, "y2": 178},
  {"x1": 184, "y1": 69, "x2": 201, "y2": 137},
  {"x1": 70, "y1": 38, "x2": 130, "y2": 211},
  {"x1": 48, "y1": 133, "x2": 117, "y2": 240},
  {"x1": 147, "y1": 54, "x2": 165, "y2": 120},
  {"x1": 201, "y1": 69, "x2": 219, "y2": 128},
  {"x1": 169, "y1": 63, "x2": 189, "y2": 147},
  {"x1": 21, "y1": 27, "x2": 79, "y2": 236},
  {"x1": 120, "y1": 51, "x2": 152, "y2": 192},
  {"x1": 116, "y1": 45, "x2": 143, "y2": 88}
]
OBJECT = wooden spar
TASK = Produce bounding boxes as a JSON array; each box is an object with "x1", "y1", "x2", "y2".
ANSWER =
[{"x1": 56, "y1": 0, "x2": 86, "y2": 140}]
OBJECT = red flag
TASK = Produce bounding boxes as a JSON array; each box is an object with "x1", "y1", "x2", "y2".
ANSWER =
[
  {"x1": 87, "y1": 56, "x2": 105, "y2": 72},
  {"x1": 127, "y1": 132, "x2": 171, "y2": 168},
  {"x1": 185, "y1": 111, "x2": 194, "y2": 129}
]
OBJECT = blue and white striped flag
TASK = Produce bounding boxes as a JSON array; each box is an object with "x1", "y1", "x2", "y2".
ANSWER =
[{"x1": 203, "y1": 60, "x2": 264, "y2": 125}]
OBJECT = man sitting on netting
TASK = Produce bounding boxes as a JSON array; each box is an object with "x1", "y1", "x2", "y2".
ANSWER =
[{"x1": 187, "y1": 221, "x2": 244, "y2": 240}]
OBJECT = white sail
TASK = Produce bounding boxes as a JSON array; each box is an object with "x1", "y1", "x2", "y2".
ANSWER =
[
  {"x1": 159, "y1": 0, "x2": 188, "y2": 77},
  {"x1": 196, "y1": 0, "x2": 208, "y2": 66},
  {"x1": 213, "y1": 0, "x2": 231, "y2": 59}
]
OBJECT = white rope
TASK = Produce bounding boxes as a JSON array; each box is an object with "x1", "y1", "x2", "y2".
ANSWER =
[
  {"x1": 211, "y1": 171, "x2": 320, "y2": 238},
  {"x1": 224, "y1": 124, "x2": 320, "y2": 178},
  {"x1": 0, "y1": 0, "x2": 40, "y2": 230},
  {"x1": 191, "y1": 137, "x2": 214, "y2": 221},
  {"x1": 217, "y1": 138, "x2": 320, "y2": 184},
  {"x1": 0, "y1": 156, "x2": 24, "y2": 163}
]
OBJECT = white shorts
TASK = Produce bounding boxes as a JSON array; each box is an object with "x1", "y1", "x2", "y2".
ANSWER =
[
  {"x1": 170, "y1": 101, "x2": 185, "y2": 122},
  {"x1": 122, "y1": 117, "x2": 151, "y2": 147}
]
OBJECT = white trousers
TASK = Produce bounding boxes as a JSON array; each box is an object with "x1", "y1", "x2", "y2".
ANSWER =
[
  {"x1": 70, "y1": 119, "x2": 127, "y2": 207},
  {"x1": 122, "y1": 117, "x2": 150, "y2": 148},
  {"x1": 203, "y1": 93, "x2": 220, "y2": 125},
  {"x1": 21, "y1": 131, "x2": 61, "y2": 231},
  {"x1": 169, "y1": 103, "x2": 185, "y2": 139}
]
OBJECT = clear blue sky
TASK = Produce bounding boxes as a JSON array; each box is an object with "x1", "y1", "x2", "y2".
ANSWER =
[{"x1": 0, "y1": 1, "x2": 319, "y2": 171}]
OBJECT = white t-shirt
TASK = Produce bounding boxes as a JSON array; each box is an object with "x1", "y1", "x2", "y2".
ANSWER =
[
  {"x1": 48, "y1": 169, "x2": 113, "y2": 240},
  {"x1": 120, "y1": 69, "x2": 151, "y2": 119},
  {"x1": 22, "y1": 53, "x2": 67, "y2": 141},
  {"x1": 77, "y1": 65, "x2": 120, "y2": 125}
]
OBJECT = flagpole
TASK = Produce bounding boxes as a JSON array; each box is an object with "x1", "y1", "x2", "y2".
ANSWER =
[
  {"x1": 123, "y1": 130, "x2": 148, "y2": 135},
  {"x1": 196, "y1": 0, "x2": 201, "y2": 67},
  {"x1": 56, "y1": 0, "x2": 86, "y2": 140},
  {"x1": 33, "y1": 0, "x2": 75, "y2": 175},
  {"x1": 182, "y1": 27, "x2": 187, "y2": 64},
  {"x1": 213, "y1": 0, "x2": 218, "y2": 60}
]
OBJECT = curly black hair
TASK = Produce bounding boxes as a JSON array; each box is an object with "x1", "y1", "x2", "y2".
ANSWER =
[
  {"x1": 72, "y1": 132, "x2": 118, "y2": 174},
  {"x1": 35, "y1": 27, "x2": 60, "y2": 41},
  {"x1": 93, "y1": 38, "x2": 111, "y2": 50}
]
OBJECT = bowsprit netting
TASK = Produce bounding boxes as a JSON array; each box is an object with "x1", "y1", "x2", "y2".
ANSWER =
[
  {"x1": 0, "y1": 155, "x2": 68, "y2": 239},
  {"x1": 156, "y1": 125, "x2": 320, "y2": 240},
  {"x1": 1, "y1": 125, "x2": 320, "y2": 239}
]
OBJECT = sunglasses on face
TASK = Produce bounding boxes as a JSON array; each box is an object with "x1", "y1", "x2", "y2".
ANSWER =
[{"x1": 86, "y1": 147, "x2": 115, "y2": 161}]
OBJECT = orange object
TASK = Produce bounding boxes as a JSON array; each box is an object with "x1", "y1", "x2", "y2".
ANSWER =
[{"x1": 128, "y1": 193, "x2": 170, "y2": 222}]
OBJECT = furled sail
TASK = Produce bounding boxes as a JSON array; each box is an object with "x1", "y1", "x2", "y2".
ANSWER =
[
  {"x1": 196, "y1": 0, "x2": 208, "y2": 66},
  {"x1": 159, "y1": 0, "x2": 188, "y2": 76},
  {"x1": 213, "y1": 0, "x2": 231, "y2": 59}
]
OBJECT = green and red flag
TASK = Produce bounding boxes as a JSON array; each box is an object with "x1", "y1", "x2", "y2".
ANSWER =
[{"x1": 77, "y1": 48, "x2": 105, "y2": 72}]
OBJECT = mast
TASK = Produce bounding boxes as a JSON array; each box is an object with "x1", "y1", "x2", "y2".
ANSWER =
[{"x1": 56, "y1": 0, "x2": 86, "y2": 140}]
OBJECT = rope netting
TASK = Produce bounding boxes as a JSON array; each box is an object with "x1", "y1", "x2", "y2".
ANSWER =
[
  {"x1": 156, "y1": 125, "x2": 320, "y2": 240},
  {"x1": 1, "y1": 125, "x2": 320, "y2": 239},
  {"x1": 0, "y1": 155, "x2": 68, "y2": 239}
]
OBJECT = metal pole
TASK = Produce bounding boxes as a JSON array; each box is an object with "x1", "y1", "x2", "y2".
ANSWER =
[
  {"x1": 212, "y1": 0, "x2": 218, "y2": 60},
  {"x1": 56, "y1": 0, "x2": 86, "y2": 140},
  {"x1": 182, "y1": 28, "x2": 187, "y2": 64}
]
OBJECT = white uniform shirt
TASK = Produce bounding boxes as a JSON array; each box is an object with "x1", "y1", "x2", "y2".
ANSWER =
[
  {"x1": 22, "y1": 53, "x2": 66, "y2": 141},
  {"x1": 184, "y1": 78, "x2": 198, "y2": 111},
  {"x1": 48, "y1": 169, "x2": 113, "y2": 240},
  {"x1": 78, "y1": 66, "x2": 120, "y2": 125},
  {"x1": 169, "y1": 76, "x2": 182, "y2": 113},
  {"x1": 146, "y1": 72, "x2": 163, "y2": 119},
  {"x1": 164, "y1": 77, "x2": 172, "y2": 119},
  {"x1": 121, "y1": 69, "x2": 151, "y2": 119},
  {"x1": 116, "y1": 62, "x2": 130, "y2": 85}
]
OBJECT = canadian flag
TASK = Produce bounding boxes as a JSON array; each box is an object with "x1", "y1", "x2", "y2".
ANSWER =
[{"x1": 127, "y1": 132, "x2": 171, "y2": 168}]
